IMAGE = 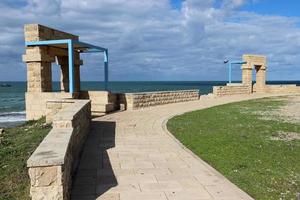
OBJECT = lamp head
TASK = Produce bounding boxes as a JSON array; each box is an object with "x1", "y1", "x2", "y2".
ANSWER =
[{"x1": 223, "y1": 59, "x2": 229, "y2": 64}]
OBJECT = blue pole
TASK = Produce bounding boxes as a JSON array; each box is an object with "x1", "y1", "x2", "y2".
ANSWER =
[
  {"x1": 68, "y1": 40, "x2": 74, "y2": 93},
  {"x1": 229, "y1": 62, "x2": 232, "y2": 83},
  {"x1": 104, "y1": 50, "x2": 108, "y2": 91}
]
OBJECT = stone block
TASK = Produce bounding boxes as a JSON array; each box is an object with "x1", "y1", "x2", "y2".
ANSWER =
[
  {"x1": 29, "y1": 166, "x2": 61, "y2": 187},
  {"x1": 28, "y1": 100, "x2": 91, "y2": 200}
]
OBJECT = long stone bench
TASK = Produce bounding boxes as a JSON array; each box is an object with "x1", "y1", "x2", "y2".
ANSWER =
[
  {"x1": 27, "y1": 100, "x2": 91, "y2": 200},
  {"x1": 119, "y1": 90, "x2": 200, "y2": 110}
]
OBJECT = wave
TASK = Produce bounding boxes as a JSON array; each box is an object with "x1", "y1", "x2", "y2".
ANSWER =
[{"x1": 0, "y1": 111, "x2": 26, "y2": 123}]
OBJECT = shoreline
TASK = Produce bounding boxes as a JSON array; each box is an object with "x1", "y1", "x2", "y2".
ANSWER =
[{"x1": 0, "y1": 111, "x2": 26, "y2": 128}]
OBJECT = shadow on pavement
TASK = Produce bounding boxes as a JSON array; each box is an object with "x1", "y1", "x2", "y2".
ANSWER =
[{"x1": 71, "y1": 120, "x2": 118, "y2": 200}]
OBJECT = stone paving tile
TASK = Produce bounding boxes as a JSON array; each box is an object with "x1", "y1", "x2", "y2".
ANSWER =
[
  {"x1": 120, "y1": 192, "x2": 167, "y2": 200},
  {"x1": 95, "y1": 193, "x2": 120, "y2": 200},
  {"x1": 165, "y1": 190, "x2": 213, "y2": 200},
  {"x1": 70, "y1": 94, "x2": 278, "y2": 200},
  {"x1": 135, "y1": 168, "x2": 172, "y2": 176},
  {"x1": 139, "y1": 181, "x2": 183, "y2": 192}
]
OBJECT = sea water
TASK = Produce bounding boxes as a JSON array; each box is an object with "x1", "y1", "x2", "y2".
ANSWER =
[{"x1": 0, "y1": 81, "x2": 299, "y2": 128}]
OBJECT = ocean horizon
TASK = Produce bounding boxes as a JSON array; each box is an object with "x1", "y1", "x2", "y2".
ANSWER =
[{"x1": 1, "y1": 80, "x2": 299, "y2": 128}]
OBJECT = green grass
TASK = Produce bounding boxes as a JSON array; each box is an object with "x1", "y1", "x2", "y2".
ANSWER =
[
  {"x1": 0, "y1": 118, "x2": 51, "y2": 200},
  {"x1": 167, "y1": 97, "x2": 300, "y2": 200}
]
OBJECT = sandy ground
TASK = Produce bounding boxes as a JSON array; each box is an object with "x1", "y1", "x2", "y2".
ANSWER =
[
  {"x1": 275, "y1": 95, "x2": 300, "y2": 123},
  {"x1": 258, "y1": 95, "x2": 300, "y2": 141}
]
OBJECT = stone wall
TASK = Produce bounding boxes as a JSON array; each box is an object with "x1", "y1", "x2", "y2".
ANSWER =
[
  {"x1": 119, "y1": 90, "x2": 199, "y2": 110},
  {"x1": 79, "y1": 91, "x2": 117, "y2": 116},
  {"x1": 25, "y1": 92, "x2": 76, "y2": 120},
  {"x1": 27, "y1": 100, "x2": 91, "y2": 200},
  {"x1": 45, "y1": 99, "x2": 75, "y2": 123},
  {"x1": 213, "y1": 84, "x2": 252, "y2": 96},
  {"x1": 253, "y1": 84, "x2": 300, "y2": 94}
]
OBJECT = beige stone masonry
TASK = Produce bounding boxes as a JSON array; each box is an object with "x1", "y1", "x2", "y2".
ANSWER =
[
  {"x1": 242, "y1": 54, "x2": 267, "y2": 86},
  {"x1": 254, "y1": 84, "x2": 300, "y2": 94},
  {"x1": 79, "y1": 91, "x2": 118, "y2": 115},
  {"x1": 45, "y1": 99, "x2": 75, "y2": 123},
  {"x1": 213, "y1": 84, "x2": 252, "y2": 96},
  {"x1": 119, "y1": 90, "x2": 199, "y2": 110},
  {"x1": 27, "y1": 100, "x2": 91, "y2": 200},
  {"x1": 25, "y1": 92, "x2": 75, "y2": 120},
  {"x1": 24, "y1": 24, "x2": 78, "y2": 42}
]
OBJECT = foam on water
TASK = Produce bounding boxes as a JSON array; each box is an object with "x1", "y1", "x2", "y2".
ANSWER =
[{"x1": 0, "y1": 111, "x2": 26, "y2": 123}]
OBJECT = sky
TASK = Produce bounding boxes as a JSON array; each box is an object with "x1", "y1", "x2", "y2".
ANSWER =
[{"x1": 0, "y1": 0, "x2": 300, "y2": 81}]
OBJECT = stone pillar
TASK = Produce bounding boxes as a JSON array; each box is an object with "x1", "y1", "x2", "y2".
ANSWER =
[
  {"x1": 23, "y1": 46, "x2": 54, "y2": 92},
  {"x1": 60, "y1": 65, "x2": 69, "y2": 92},
  {"x1": 57, "y1": 54, "x2": 82, "y2": 93},
  {"x1": 242, "y1": 63, "x2": 252, "y2": 86},
  {"x1": 74, "y1": 52, "x2": 81, "y2": 92},
  {"x1": 254, "y1": 65, "x2": 266, "y2": 93},
  {"x1": 57, "y1": 57, "x2": 69, "y2": 92},
  {"x1": 255, "y1": 66, "x2": 266, "y2": 88},
  {"x1": 74, "y1": 65, "x2": 81, "y2": 92}
]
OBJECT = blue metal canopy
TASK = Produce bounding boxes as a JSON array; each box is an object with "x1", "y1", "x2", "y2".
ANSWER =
[
  {"x1": 226, "y1": 60, "x2": 246, "y2": 83},
  {"x1": 25, "y1": 39, "x2": 109, "y2": 93}
]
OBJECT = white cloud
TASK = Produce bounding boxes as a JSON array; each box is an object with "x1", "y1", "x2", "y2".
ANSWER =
[{"x1": 0, "y1": 0, "x2": 300, "y2": 81}]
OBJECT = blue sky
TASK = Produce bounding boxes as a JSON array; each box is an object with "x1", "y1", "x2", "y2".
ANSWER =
[
  {"x1": 171, "y1": 0, "x2": 183, "y2": 9},
  {"x1": 0, "y1": 0, "x2": 300, "y2": 81},
  {"x1": 242, "y1": 0, "x2": 300, "y2": 18}
]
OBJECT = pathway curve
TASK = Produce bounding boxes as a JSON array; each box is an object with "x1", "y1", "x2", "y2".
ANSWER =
[{"x1": 71, "y1": 93, "x2": 281, "y2": 200}]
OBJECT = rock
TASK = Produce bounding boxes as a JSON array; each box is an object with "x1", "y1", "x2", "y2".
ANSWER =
[{"x1": 0, "y1": 129, "x2": 4, "y2": 135}]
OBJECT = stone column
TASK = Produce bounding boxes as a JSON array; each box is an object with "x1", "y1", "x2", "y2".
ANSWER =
[
  {"x1": 23, "y1": 46, "x2": 54, "y2": 92},
  {"x1": 74, "y1": 52, "x2": 82, "y2": 92},
  {"x1": 57, "y1": 54, "x2": 82, "y2": 93},
  {"x1": 57, "y1": 57, "x2": 69, "y2": 92},
  {"x1": 255, "y1": 66, "x2": 266, "y2": 87},
  {"x1": 241, "y1": 63, "x2": 252, "y2": 86},
  {"x1": 255, "y1": 65, "x2": 266, "y2": 93},
  {"x1": 74, "y1": 64, "x2": 81, "y2": 92}
]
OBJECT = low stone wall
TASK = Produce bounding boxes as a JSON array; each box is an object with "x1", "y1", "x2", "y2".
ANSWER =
[
  {"x1": 79, "y1": 91, "x2": 117, "y2": 115},
  {"x1": 25, "y1": 92, "x2": 76, "y2": 120},
  {"x1": 27, "y1": 100, "x2": 91, "y2": 200},
  {"x1": 213, "y1": 84, "x2": 252, "y2": 96},
  {"x1": 45, "y1": 99, "x2": 75, "y2": 123},
  {"x1": 119, "y1": 90, "x2": 199, "y2": 110},
  {"x1": 253, "y1": 84, "x2": 300, "y2": 94}
]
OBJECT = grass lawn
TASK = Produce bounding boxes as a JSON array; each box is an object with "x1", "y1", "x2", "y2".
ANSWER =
[
  {"x1": 0, "y1": 118, "x2": 51, "y2": 200},
  {"x1": 167, "y1": 97, "x2": 300, "y2": 200}
]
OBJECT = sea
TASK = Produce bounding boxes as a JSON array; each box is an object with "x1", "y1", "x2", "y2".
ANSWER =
[{"x1": 0, "y1": 81, "x2": 299, "y2": 128}]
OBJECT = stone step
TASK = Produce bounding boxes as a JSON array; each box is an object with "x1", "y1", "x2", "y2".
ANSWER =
[{"x1": 91, "y1": 103, "x2": 116, "y2": 113}]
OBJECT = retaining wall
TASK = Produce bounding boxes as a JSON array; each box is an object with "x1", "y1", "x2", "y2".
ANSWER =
[
  {"x1": 119, "y1": 90, "x2": 199, "y2": 110},
  {"x1": 27, "y1": 100, "x2": 91, "y2": 200}
]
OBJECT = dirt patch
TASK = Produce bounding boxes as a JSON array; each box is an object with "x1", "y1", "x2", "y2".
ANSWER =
[
  {"x1": 246, "y1": 95, "x2": 300, "y2": 124},
  {"x1": 275, "y1": 96, "x2": 300, "y2": 123},
  {"x1": 270, "y1": 131, "x2": 300, "y2": 141}
]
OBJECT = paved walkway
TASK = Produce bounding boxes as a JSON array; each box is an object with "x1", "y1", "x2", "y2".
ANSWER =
[{"x1": 71, "y1": 93, "x2": 280, "y2": 200}]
